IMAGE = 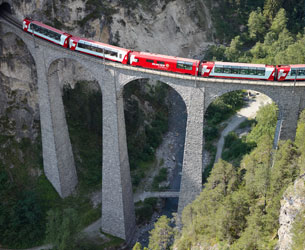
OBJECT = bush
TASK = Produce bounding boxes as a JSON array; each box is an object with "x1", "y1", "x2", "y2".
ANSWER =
[
  {"x1": 222, "y1": 132, "x2": 256, "y2": 166},
  {"x1": 0, "y1": 190, "x2": 45, "y2": 248},
  {"x1": 135, "y1": 198, "x2": 158, "y2": 224},
  {"x1": 152, "y1": 168, "x2": 168, "y2": 191}
]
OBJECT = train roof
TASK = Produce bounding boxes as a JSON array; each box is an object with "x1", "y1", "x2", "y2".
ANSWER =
[
  {"x1": 71, "y1": 36, "x2": 130, "y2": 52},
  {"x1": 25, "y1": 19, "x2": 70, "y2": 35},
  {"x1": 215, "y1": 61, "x2": 273, "y2": 68},
  {"x1": 277, "y1": 64, "x2": 305, "y2": 68},
  {"x1": 131, "y1": 51, "x2": 200, "y2": 64},
  {"x1": 290, "y1": 64, "x2": 305, "y2": 68}
]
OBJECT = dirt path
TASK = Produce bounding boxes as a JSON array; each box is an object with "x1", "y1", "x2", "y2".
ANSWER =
[{"x1": 214, "y1": 92, "x2": 272, "y2": 163}]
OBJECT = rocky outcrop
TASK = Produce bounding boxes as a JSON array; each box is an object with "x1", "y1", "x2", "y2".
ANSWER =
[
  {"x1": 110, "y1": 0, "x2": 213, "y2": 57},
  {"x1": 4, "y1": 0, "x2": 213, "y2": 57},
  {"x1": 0, "y1": 27, "x2": 39, "y2": 141},
  {"x1": 277, "y1": 175, "x2": 305, "y2": 250}
]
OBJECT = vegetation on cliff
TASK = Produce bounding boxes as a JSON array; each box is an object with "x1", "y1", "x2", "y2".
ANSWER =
[
  {"x1": 140, "y1": 104, "x2": 304, "y2": 249},
  {"x1": 210, "y1": 0, "x2": 304, "y2": 43},
  {"x1": 141, "y1": 3, "x2": 305, "y2": 247},
  {"x1": 206, "y1": 6, "x2": 304, "y2": 64}
]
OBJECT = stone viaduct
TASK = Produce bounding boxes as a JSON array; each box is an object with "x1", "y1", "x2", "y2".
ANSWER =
[{"x1": 1, "y1": 5, "x2": 305, "y2": 241}]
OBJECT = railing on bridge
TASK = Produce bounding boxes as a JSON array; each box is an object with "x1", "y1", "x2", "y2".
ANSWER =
[{"x1": 2, "y1": 14, "x2": 305, "y2": 88}]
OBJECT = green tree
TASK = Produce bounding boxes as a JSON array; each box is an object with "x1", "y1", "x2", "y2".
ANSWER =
[
  {"x1": 263, "y1": 0, "x2": 283, "y2": 20},
  {"x1": 225, "y1": 36, "x2": 244, "y2": 62},
  {"x1": 215, "y1": 190, "x2": 250, "y2": 243},
  {"x1": 0, "y1": 190, "x2": 45, "y2": 248},
  {"x1": 270, "y1": 140, "x2": 299, "y2": 194},
  {"x1": 231, "y1": 207, "x2": 267, "y2": 250},
  {"x1": 246, "y1": 103, "x2": 277, "y2": 144},
  {"x1": 133, "y1": 242, "x2": 143, "y2": 250},
  {"x1": 270, "y1": 8, "x2": 288, "y2": 34},
  {"x1": 295, "y1": 109, "x2": 305, "y2": 174},
  {"x1": 250, "y1": 42, "x2": 268, "y2": 62},
  {"x1": 276, "y1": 34, "x2": 305, "y2": 64},
  {"x1": 292, "y1": 210, "x2": 305, "y2": 250},
  {"x1": 45, "y1": 208, "x2": 79, "y2": 250},
  {"x1": 148, "y1": 215, "x2": 174, "y2": 250},
  {"x1": 205, "y1": 159, "x2": 239, "y2": 197},
  {"x1": 248, "y1": 8, "x2": 267, "y2": 41},
  {"x1": 243, "y1": 135, "x2": 272, "y2": 195}
]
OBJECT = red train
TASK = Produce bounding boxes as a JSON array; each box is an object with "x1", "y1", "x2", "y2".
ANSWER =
[
  {"x1": 23, "y1": 18, "x2": 305, "y2": 82},
  {"x1": 23, "y1": 19, "x2": 71, "y2": 48}
]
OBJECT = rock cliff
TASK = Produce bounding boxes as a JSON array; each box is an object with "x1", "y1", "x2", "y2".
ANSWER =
[
  {"x1": 0, "y1": 27, "x2": 39, "y2": 141},
  {"x1": 4, "y1": 0, "x2": 213, "y2": 57},
  {"x1": 277, "y1": 175, "x2": 305, "y2": 250}
]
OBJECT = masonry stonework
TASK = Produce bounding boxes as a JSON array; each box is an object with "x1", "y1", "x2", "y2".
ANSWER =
[{"x1": 2, "y1": 18, "x2": 305, "y2": 241}]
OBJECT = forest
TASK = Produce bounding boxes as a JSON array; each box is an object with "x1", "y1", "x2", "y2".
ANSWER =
[{"x1": 134, "y1": 1, "x2": 305, "y2": 249}]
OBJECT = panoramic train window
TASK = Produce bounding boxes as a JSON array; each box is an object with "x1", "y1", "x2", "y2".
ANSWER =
[
  {"x1": 30, "y1": 23, "x2": 61, "y2": 41},
  {"x1": 77, "y1": 42, "x2": 118, "y2": 57},
  {"x1": 231, "y1": 66, "x2": 239, "y2": 74},
  {"x1": 111, "y1": 51, "x2": 118, "y2": 57},
  {"x1": 257, "y1": 68, "x2": 265, "y2": 76},
  {"x1": 177, "y1": 61, "x2": 193, "y2": 70},
  {"x1": 214, "y1": 66, "x2": 224, "y2": 73},
  {"x1": 291, "y1": 68, "x2": 305, "y2": 76},
  {"x1": 146, "y1": 59, "x2": 154, "y2": 63},
  {"x1": 157, "y1": 61, "x2": 165, "y2": 65},
  {"x1": 240, "y1": 68, "x2": 248, "y2": 74},
  {"x1": 215, "y1": 65, "x2": 265, "y2": 75},
  {"x1": 224, "y1": 67, "x2": 231, "y2": 74}
]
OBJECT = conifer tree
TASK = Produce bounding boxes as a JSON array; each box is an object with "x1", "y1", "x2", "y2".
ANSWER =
[
  {"x1": 148, "y1": 215, "x2": 174, "y2": 250},
  {"x1": 133, "y1": 242, "x2": 142, "y2": 250},
  {"x1": 248, "y1": 8, "x2": 267, "y2": 41}
]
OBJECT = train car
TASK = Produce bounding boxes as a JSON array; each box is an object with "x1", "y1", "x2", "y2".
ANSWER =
[
  {"x1": 276, "y1": 64, "x2": 305, "y2": 81},
  {"x1": 201, "y1": 61, "x2": 276, "y2": 81},
  {"x1": 69, "y1": 36, "x2": 130, "y2": 64},
  {"x1": 22, "y1": 18, "x2": 71, "y2": 48},
  {"x1": 129, "y1": 51, "x2": 200, "y2": 75}
]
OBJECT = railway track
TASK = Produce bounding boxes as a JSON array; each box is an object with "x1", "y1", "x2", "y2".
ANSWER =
[
  {"x1": 1, "y1": 11, "x2": 305, "y2": 87},
  {"x1": 0, "y1": 10, "x2": 21, "y2": 29}
]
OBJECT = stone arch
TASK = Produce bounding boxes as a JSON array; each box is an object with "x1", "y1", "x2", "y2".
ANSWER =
[
  {"x1": 205, "y1": 85, "x2": 280, "y2": 113},
  {"x1": 0, "y1": 21, "x2": 36, "y2": 67},
  {"x1": 122, "y1": 77, "x2": 188, "y2": 208},
  {"x1": 120, "y1": 76, "x2": 189, "y2": 107},
  {"x1": 45, "y1": 57, "x2": 103, "y2": 197},
  {"x1": 47, "y1": 57, "x2": 100, "y2": 92}
]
